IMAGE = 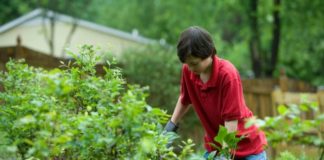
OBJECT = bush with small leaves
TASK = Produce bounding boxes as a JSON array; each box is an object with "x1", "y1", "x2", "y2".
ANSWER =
[
  {"x1": 0, "y1": 45, "x2": 195, "y2": 160},
  {"x1": 246, "y1": 101, "x2": 324, "y2": 159}
]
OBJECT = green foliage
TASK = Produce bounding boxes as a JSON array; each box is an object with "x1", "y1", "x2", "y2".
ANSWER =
[
  {"x1": 1, "y1": 0, "x2": 323, "y2": 84},
  {"x1": 265, "y1": 104, "x2": 322, "y2": 147},
  {"x1": 277, "y1": 0, "x2": 324, "y2": 86},
  {"x1": 276, "y1": 150, "x2": 311, "y2": 160},
  {"x1": 0, "y1": 0, "x2": 93, "y2": 25},
  {"x1": 120, "y1": 45, "x2": 203, "y2": 148},
  {"x1": 276, "y1": 151, "x2": 298, "y2": 160},
  {"x1": 246, "y1": 101, "x2": 324, "y2": 158},
  {"x1": 0, "y1": 45, "x2": 195, "y2": 159},
  {"x1": 208, "y1": 126, "x2": 243, "y2": 159},
  {"x1": 121, "y1": 45, "x2": 181, "y2": 111}
]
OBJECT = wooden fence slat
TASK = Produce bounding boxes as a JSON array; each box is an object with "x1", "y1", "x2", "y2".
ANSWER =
[{"x1": 318, "y1": 90, "x2": 324, "y2": 113}]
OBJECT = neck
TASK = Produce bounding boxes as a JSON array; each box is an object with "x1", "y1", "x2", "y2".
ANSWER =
[{"x1": 201, "y1": 57, "x2": 213, "y2": 75}]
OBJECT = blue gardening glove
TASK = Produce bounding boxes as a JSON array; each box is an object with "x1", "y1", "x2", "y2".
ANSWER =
[
  {"x1": 163, "y1": 120, "x2": 179, "y2": 148},
  {"x1": 164, "y1": 120, "x2": 178, "y2": 132}
]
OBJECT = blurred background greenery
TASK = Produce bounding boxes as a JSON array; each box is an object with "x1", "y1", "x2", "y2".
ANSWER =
[{"x1": 1, "y1": 0, "x2": 323, "y2": 85}]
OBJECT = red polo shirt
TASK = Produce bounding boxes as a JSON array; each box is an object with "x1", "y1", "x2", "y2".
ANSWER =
[{"x1": 180, "y1": 55, "x2": 267, "y2": 158}]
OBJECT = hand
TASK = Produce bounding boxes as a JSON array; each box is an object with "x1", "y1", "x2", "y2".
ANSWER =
[
  {"x1": 163, "y1": 120, "x2": 179, "y2": 148},
  {"x1": 164, "y1": 120, "x2": 178, "y2": 132}
]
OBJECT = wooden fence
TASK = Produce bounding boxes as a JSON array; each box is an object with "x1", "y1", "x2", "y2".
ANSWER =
[
  {"x1": 0, "y1": 46, "x2": 65, "y2": 70},
  {"x1": 242, "y1": 76, "x2": 322, "y2": 119},
  {"x1": 242, "y1": 76, "x2": 323, "y2": 158},
  {"x1": 1, "y1": 46, "x2": 105, "y2": 71}
]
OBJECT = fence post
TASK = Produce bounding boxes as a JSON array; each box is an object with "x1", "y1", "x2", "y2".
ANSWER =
[
  {"x1": 317, "y1": 86, "x2": 324, "y2": 113},
  {"x1": 271, "y1": 86, "x2": 283, "y2": 116},
  {"x1": 316, "y1": 86, "x2": 324, "y2": 134},
  {"x1": 279, "y1": 69, "x2": 288, "y2": 92}
]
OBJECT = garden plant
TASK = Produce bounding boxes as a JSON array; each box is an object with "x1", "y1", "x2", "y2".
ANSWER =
[{"x1": 0, "y1": 45, "x2": 196, "y2": 160}]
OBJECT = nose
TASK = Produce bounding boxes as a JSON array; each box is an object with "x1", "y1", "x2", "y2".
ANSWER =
[{"x1": 188, "y1": 67, "x2": 198, "y2": 74}]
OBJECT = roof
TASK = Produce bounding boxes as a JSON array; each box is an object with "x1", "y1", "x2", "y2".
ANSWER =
[{"x1": 0, "y1": 8, "x2": 156, "y2": 44}]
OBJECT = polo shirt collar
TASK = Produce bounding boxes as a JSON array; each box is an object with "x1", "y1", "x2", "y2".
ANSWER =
[{"x1": 189, "y1": 55, "x2": 219, "y2": 90}]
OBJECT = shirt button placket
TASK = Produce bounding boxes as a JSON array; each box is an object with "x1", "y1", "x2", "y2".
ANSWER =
[{"x1": 200, "y1": 87, "x2": 208, "y2": 100}]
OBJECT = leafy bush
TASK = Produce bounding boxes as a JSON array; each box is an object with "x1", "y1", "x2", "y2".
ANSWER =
[
  {"x1": 276, "y1": 151, "x2": 298, "y2": 160},
  {"x1": 121, "y1": 45, "x2": 181, "y2": 110},
  {"x1": 246, "y1": 100, "x2": 324, "y2": 159},
  {"x1": 0, "y1": 45, "x2": 195, "y2": 159},
  {"x1": 120, "y1": 45, "x2": 203, "y2": 144}
]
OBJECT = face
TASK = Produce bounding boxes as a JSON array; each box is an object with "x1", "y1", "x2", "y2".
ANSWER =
[{"x1": 184, "y1": 55, "x2": 212, "y2": 74}]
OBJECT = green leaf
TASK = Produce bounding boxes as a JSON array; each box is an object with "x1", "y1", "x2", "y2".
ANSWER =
[
  {"x1": 277, "y1": 105, "x2": 288, "y2": 115},
  {"x1": 244, "y1": 117, "x2": 256, "y2": 128},
  {"x1": 214, "y1": 126, "x2": 227, "y2": 145},
  {"x1": 207, "y1": 151, "x2": 217, "y2": 160},
  {"x1": 299, "y1": 104, "x2": 309, "y2": 111},
  {"x1": 310, "y1": 102, "x2": 319, "y2": 111}
]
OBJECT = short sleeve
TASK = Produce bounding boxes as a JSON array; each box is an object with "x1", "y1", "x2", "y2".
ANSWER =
[
  {"x1": 180, "y1": 66, "x2": 191, "y2": 106},
  {"x1": 221, "y1": 79, "x2": 246, "y2": 121}
]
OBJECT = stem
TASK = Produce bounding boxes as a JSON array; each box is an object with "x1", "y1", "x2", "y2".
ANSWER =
[
  {"x1": 320, "y1": 147, "x2": 324, "y2": 160},
  {"x1": 231, "y1": 145, "x2": 237, "y2": 160}
]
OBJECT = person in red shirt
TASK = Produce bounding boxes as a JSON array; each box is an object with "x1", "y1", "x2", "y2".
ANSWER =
[{"x1": 164, "y1": 26, "x2": 267, "y2": 159}]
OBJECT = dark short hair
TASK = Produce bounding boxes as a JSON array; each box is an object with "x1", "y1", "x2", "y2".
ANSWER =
[{"x1": 176, "y1": 26, "x2": 217, "y2": 63}]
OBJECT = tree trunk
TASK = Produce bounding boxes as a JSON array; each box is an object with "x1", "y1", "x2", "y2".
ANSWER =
[
  {"x1": 266, "y1": 0, "x2": 281, "y2": 76},
  {"x1": 248, "y1": 0, "x2": 262, "y2": 77}
]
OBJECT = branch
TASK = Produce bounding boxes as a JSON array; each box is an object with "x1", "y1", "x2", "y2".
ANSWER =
[{"x1": 61, "y1": 19, "x2": 78, "y2": 56}]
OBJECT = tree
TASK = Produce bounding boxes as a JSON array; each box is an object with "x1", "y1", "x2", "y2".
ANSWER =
[
  {"x1": 247, "y1": 0, "x2": 281, "y2": 77},
  {"x1": 1, "y1": 0, "x2": 323, "y2": 84}
]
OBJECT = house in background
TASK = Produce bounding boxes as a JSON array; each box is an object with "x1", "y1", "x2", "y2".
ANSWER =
[{"x1": 0, "y1": 8, "x2": 156, "y2": 59}]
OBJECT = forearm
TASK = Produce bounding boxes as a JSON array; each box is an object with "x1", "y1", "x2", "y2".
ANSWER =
[
  {"x1": 224, "y1": 120, "x2": 238, "y2": 133},
  {"x1": 170, "y1": 96, "x2": 190, "y2": 124}
]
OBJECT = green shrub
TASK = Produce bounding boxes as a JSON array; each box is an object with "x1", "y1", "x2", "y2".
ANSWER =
[
  {"x1": 276, "y1": 151, "x2": 298, "y2": 160},
  {"x1": 246, "y1": 100, "x2": 324, "y2": 159},
  {"x1": 0, "y1": 45, "x2": 195, "y2": 159},
  {"x1": 120, "y1": 45, "x2": 203, "y2": 144},
  {"x1": 121, "y1": 45, "x2": 181, "y2": 110}
]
